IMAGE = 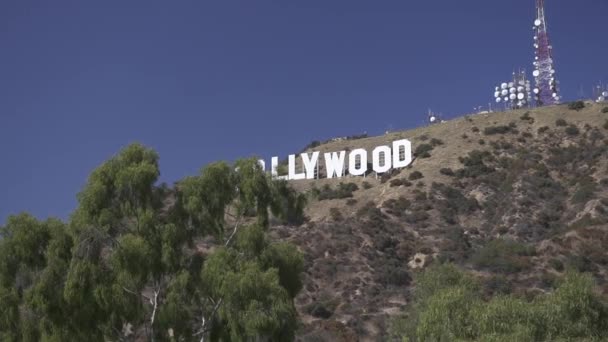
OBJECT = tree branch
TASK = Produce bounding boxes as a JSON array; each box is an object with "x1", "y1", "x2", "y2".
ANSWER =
[
  {"x1": 193, "y1": 298, "x2": 223, "y2": 342},
  {"x1": 224, "y1": 214, "x2": 242, "y2": 247}
]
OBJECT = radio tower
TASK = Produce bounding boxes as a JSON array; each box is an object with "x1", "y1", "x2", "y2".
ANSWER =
[{"x1": 532, "y1": 0, "x2": 560, "y2": 106}]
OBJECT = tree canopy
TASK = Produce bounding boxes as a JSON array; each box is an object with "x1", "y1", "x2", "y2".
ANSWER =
[{"x1": 0, "y1": 143, "x2": 305, "y2": 341}]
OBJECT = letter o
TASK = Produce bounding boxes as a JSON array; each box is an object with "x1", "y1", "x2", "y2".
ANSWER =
[
  {"x1": 372, "y1": 146, "x2": 392, "y2": 173},
  {"x1": 348, "y1": 149, "x2": 367, "y2": 176}
]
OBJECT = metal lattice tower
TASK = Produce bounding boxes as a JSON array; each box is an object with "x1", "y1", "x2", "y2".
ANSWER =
[{"x1": 532, "y1": 0, "x2": 560, "y2": 106}]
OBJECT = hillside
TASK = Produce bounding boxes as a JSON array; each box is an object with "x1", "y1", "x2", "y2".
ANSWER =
[
  {"x1": 271, "y1": 101, "x2": 608, "y2": 340},
  {"x1": 2, "y1": 101, "x2": 608, "y2": 341}
]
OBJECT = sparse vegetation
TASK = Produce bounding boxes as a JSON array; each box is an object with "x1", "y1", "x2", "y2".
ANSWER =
[
  {"x1": 556, "y1": 118, "x2": 568, "y2": 126},
  {"x1": 330, "y1": 207, "x2": 344, "y2": 221},
  {"x1": 602, "y1": 106, "x2": 608, "y2": 113},
  {"x1": 567, "y1": 100, "x2": 585, "y2": 111}
]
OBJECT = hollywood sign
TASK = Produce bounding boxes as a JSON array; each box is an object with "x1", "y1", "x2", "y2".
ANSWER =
[{"x1": 258, "y1": 139, "x2": 412, "y2": 180}]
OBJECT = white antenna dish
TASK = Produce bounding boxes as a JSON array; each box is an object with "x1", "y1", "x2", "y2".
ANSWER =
[
  {"x1": 496, "y1": 97, "x2": 502, "y2": 103},
  {"x1": 534, "y1": 19, "x2": 541, "y2": 26},
  {"x1": 501, "y1": 83, "x2": 508, "y2": 89},
  {"x1": 517, "y1": 86, "x2": 524, "y2": 92},
  {"x1": 501, "y1": 89, "x2": 509, "y2": 96},
  {"x1": 510, "y1": 87, "x2": 517, "y2": 94},
  {"x1": 533, "y1": 88, "x2": 540, "y2": 94},
  {"x1": 508, "y1": 82, "x2": 514, "y2": 88},
  {"x1": 494, "y1": 91, "x2": 500, "y2": 97},
  {"x1": 510, "y1": 94, "x2": 517, "y2": 100},
  {"x1": 603, "y1": 91, "x2": 608, "y2": 97},
  {"x1": 504, "y1": 97, "x2": 509, "y2": 102},
  {"x1": 533, "y1": 70, "x2": 540, "y2": 77},
  {"x1": 517, "y1": 93, "x2": 525, "y2": 100}
]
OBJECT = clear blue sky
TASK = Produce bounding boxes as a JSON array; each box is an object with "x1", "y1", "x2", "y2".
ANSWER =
[{"x1": 1, "y1": 0, "x2": 607, "y2": 223}]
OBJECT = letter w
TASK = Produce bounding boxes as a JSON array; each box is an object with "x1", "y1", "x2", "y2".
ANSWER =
[{"x1": 324, "y1": 151, "x2": 346, "y2": 178}]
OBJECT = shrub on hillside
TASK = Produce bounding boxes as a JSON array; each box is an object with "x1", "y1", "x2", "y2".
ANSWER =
[
  {"x1": 362, "y1": 181, "x2": 372, "y2": 190},
  {"x1": 556, "y1": 118, "x2": 568, "y2": 126},
  {"x1": 383, "y1": 196, "x2": 411, "y2": 217},
  {"x1": 603, "y1": 119, "x2": 608, "y2": 130},
  {"x1": 571, "y1": 178, "x2": 597, "y2": 204},
  {"x1": 538, "y1": 126, "x2": 550, "y2": 134},
  {"x1": 471, "y1": 239, "x2": 535, "y2": 274},
  {"x1": 483, "y1": 125, "x2": 515, "y2": 135},
  {"x1": 602, "y1": 106, "x2": 608, "y2": 113},
  {"x1": 439, "y1": 168, "x2": 454, "y2": 176},
  {"x1": 389, "y1": 178, "x2": 412, "y2": 188},
  {"x1": 315, "y1": 182, "x2": 359, "y2": 200},
  {"x1": 430, "y1": 138, "x2": 444, "y2": 146},
  {"x1": 409, "y1": 171, "x2": 424, "y2": 181},
  {"x1": 390, "y1": 266, "x2": 608, "y2": 342},
  {"x1": 472, "y1": 126, "x2": 480, "y2": 133},
  {"x1": 520, "y1": 111, "x2": 535, "y2": 123},
  {"x1": 414, "y1": 144, "x2": 434, "y2": 158},
  {"x1": 568, "y1": 100, "x2": 585, "y2": 111},
  {"x1": 456, "y1": 150, "x2": 496, "y2": 179},
  {"x1": 565, "y1": 124, "x2": 580, "y2": 136},
  {"x1": 329, "y1": 207, "x2": 343, "y2": 221}
]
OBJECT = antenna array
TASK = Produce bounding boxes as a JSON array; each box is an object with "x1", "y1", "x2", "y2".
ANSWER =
[{"x1": 494, "y1": 69, "x2": 532, "y2": 109}]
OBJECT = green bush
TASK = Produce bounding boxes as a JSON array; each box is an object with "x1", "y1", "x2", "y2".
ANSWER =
[
  {"x1": 471, "y1": 239, "x2": 535, "y2": 274},
  {"x1": 389, "y1": 178, "x2": 412, "y2": 188},
  {"x1": 538, "y1": 126, "x2": 550, "y2": 134},
  {"x1": 315, "y1": 182, "x2": 359, "y2": 200},
  {"x1": 362, "y1": 181, "x2": 372, "y2": 190},
  {"x1": 603, "y1": 119, "x2": 608, "y2": 130},
  {"x1": 549, "y1": 258, "x2": 565, "y2": 272},
  {"x1": 414, "y1": 144, "x2": 434, "y2": 158},
  {"x1": 409, "y1": 171, "x2": 424, "y2": 181},
  {"x1": 555, "y1": 118, "x2": 568, "y2": 127},
  {"x1": 382, "y1": 196, "x2": 411, "y2": 217},
  {"x1": 430, "y1": 138, "x2": 444, "y2": 146},
  {"x1": 567, "y1": 100, "x2": 585, "y2": 111},
  {"x1": 602, "y1": 106, "x2": 608, "y2": 113},
  {"x1": 484, "y1": 125, "x2": 515, "y2": 135},
  {"x1": 565, "y1": 124, "x2": 580, "y2": 136},
  {"x1": 390, "y1": 266, "x2": 608, "y2": 342}
]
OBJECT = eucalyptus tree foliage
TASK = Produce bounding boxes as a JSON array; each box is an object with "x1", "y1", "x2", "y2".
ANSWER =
[
  {"x1": 0, "y1": 214, "x2": 73, "y2": 341},
  {"x1": 0, "y1": 143, "x2": 304, "y2": 341}
]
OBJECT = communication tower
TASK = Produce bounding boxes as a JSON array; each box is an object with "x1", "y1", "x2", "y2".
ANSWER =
[{"x1": 532, "y1": 0, "x2": 560, "y2": 106}]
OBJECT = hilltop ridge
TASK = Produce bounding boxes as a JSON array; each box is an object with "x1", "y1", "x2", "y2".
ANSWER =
[{"x1": 269, "y1": 101, "x2": 608, "y2": 341}]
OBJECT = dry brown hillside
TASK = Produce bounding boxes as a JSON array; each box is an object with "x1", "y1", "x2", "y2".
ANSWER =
[{"x1": 268, "y1": 101, "x2": 608, "y2": 341}]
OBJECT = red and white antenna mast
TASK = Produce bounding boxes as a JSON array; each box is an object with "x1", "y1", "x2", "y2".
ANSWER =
[{"x1": 532, "y1": 0, "x2": 560, "y2": 106}]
